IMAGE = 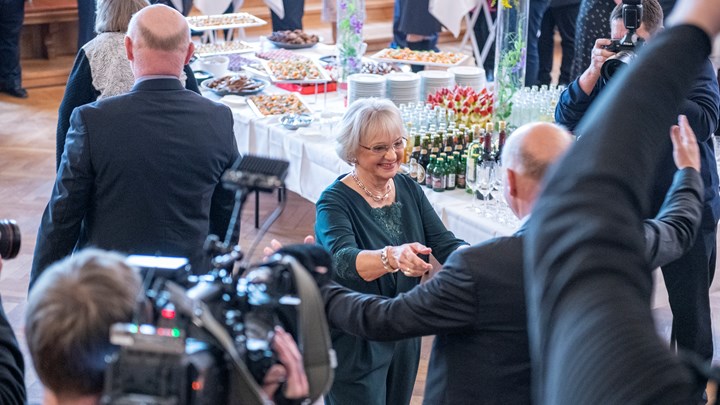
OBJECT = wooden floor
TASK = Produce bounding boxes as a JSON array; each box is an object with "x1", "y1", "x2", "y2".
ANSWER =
[{"x1": 0, "y1": 86, "x2": 433, "y2": 404}]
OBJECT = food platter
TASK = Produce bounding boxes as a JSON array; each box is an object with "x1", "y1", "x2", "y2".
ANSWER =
[
  {"x1": 246, "y1": 93, "x2": 312, "y2": 117},
  {"x1": 369, "y1": 48, "x2": 470, "y2": 67},
  {"x1": 187, "y1": 12, "x2": 267, "y2": 31},
  {"x1": 266, "y1": 30, "x2": 319, "y2": 49},
  {"x1": 194, "y1": 41, "x2": 256, "y2": 57},
  {"x1": 261, "y1": 59, "x2": 331, "y2": 83},
  {"x1": 201, "y1": 75, "x2": 269, "y2": 96}
]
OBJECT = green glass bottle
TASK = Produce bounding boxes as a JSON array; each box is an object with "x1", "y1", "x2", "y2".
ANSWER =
[
  {"x1": 433, "y1": 157, "x2": 446, "y2": 192},
  {"x1": 425, "y1": 155, "x2": 436, "y2": 189},
  {"x1": 446, "y1": 155, "x2": 456, "y2": 190}
]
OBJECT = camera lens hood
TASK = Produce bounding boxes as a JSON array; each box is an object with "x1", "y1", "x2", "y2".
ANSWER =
[{"x1": 0, "y1": 219, "x2": 21, "y2": 259}]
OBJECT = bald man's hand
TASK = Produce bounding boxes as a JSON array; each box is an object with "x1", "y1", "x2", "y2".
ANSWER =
[{"x1": 671, "y1": 115, "x2": 701, "y2": 172}]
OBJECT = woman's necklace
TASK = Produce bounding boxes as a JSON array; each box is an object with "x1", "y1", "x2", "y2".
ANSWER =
[{"x1": 351, "y1": 171, "x2": 391, "y2": 202}]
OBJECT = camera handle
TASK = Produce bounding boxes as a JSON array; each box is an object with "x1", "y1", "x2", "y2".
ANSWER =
[{"x1": 164, "y1": 281, "x2": 271, "y2": 405}]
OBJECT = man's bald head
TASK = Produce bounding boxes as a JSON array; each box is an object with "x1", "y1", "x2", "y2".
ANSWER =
[
  {"x1": 502, "y1": 122, "x2": 573, "y2": 181},
  {"x1": 124, "y1": 4, "x2": 193, "y2": 77},
  {"x1": 127, "y1": 4, "x2": 189, "y2": 52},
  {"x1": 501, "y1": 123, "x2": 573, "y2": 219}
]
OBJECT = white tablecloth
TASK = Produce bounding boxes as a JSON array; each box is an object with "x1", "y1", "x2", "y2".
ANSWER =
[{"x1": 197, "y1": 43, "x2": 515, "y2": 245}]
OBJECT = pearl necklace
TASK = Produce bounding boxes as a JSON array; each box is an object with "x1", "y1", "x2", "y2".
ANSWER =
[{"x1": 351, "y1": 171, "x2": 391, "y2": 202}]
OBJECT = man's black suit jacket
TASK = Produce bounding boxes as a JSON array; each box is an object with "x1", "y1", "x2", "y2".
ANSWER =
[{"x1": 31, "y1": 78, "x2": 239, "y2": 285}]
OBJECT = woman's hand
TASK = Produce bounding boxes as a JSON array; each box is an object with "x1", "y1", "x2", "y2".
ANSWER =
[{"x1": 388, "y1": 243, "x2": 433, "y2": 277}]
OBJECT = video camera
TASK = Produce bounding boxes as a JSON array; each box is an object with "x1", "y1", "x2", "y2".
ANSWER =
[
  {"x1": 100, "y1": 155, "x2": 335, "y2": 405},
  {"x1": 601, "y1": 0, "x2": 645, "y2": 81}
]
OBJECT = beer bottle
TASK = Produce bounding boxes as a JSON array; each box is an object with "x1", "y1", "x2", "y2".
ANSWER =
[
  {"x1": 457, "y1": 155, "x2": 467, "y2": 189},
  {"x1": 433, "y1": 157, "x2": 446, "y2": 192},
  {"x1": 426, "y1": 155, "x2": 436, "y2": 189},
  {"x1": 446, "y1": 155, "x2": 456, "y2": 190},
  {"x1": 497, "y1": 121, "x2": 507, "y2": 163}
]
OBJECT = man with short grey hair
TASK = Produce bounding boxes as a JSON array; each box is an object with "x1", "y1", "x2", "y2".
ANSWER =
[{"x1": 31, "y1": 4, "x2": 240, "y2": 287}]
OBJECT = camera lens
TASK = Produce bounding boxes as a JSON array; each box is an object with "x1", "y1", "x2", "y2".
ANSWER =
[
  {"x1": 601, "y1": 50, "x2": 637, "y2": 81},
  {"x1": 0, "y1": 219, "x2": 21, "y2": 259}
]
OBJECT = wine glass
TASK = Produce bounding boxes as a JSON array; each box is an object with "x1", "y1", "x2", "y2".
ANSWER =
[{"x1": 475, "y1": 160, "x2": 496, "y2": 216}]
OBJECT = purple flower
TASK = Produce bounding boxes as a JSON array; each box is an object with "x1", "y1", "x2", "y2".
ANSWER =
[
  {"x1": 349, "y1": 14, "x2": 363, "y2": 34},
  {"x1": 339, "y1": 1, "x2": 347, "y2": 11},
  {"x1": 348, "y1": 56, "x2": 361, "y2": 71},
  {"x1": 511, "y1": 47, "x2": 526, "y2": 74}
]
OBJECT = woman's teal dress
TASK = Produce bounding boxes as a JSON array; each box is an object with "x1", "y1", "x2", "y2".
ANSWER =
[{"x1": 316, "y1": 173, "x2": 466, "y2": 405}]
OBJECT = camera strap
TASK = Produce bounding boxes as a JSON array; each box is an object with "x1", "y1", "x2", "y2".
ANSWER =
[{"x1": 278, "y1": 255, "x2": 335, "y2": 402}]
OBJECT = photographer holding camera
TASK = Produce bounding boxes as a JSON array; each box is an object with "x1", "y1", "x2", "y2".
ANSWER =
[
  {"x1": 555, "y1": 0, "x2": 720, "y2": 399},
  {"x1": 25, "y1": 248, "x2": 310, "y2": 405}
]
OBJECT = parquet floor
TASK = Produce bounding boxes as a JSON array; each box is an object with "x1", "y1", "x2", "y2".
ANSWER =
[{"x1": 0, "y1": 86, "x2": 433, "y2": 404}]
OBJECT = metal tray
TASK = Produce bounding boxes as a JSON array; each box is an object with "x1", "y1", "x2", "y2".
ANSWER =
[
  {"x1": 186, "y1": 12, "x2": 267, "y2": 31},
  {"x1": 246, "y1": 92, "x2": 313, "y2": 117},
  {"x1": 368, "y1": 49, "x2": 470, "y2": 67},
  {"x1": 260, "y1": 58, "x2": 331, "y2": 84},
  {"x1": 194, "y1": 41, "x2": 257, "y2": 57}
]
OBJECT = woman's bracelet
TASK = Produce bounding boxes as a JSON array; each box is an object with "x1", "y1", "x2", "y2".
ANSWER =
[{"x1": 380, "y1": 246, "x2": 399, "y2": 273}]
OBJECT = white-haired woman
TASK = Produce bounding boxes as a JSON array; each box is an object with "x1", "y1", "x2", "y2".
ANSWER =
[
  {"x1": 55, "y1": 0, "x2": 198, "y2": 170},
  {"x1": 315, "y1": 98, "x2": 467, "y2": 405}
]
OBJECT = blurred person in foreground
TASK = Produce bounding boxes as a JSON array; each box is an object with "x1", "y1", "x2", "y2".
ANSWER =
[
  {"x1": 319, "y1": 116, "x2": 703, "y2": 404},
  {"x1": 315, "y1": 97, "x2": 468, "y2": 405},
  {"x1": 524, "y1": 0, "x2": 720, "y2": 403},
  {"x1": 555, "y1": 0, "x2": 720, "y2": 375},
  {"x1": 56, "y1": 0, "x2": 200, "y2": 170},
  {"x1": 31, "y1": 4, "x2": 239, "y2": 288},
  {"x1": 0, "y1": 257, "x2": 25, "y2": 404},
  {"x1": 25, "y1": 249, "x2": 308, "y2": 405}
]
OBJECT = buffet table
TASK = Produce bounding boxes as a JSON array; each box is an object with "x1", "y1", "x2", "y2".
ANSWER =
[{"x1": 197, "y1": 43, "x2": 515, "y2": 245}]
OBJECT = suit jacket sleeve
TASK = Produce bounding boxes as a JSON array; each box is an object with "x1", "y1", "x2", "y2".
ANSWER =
[
  {"x1": 643, "y1": 167, "x2": 703, "y2": 269},
  {"x1": 0, "y1": 297, "x2": 26, "y2": 404},
  {"x1": 525, "y1": 25, "x2": 709, "y2": 404},
  {"x1": 31, "y1": 108, "x2": 95, "y2": 287},
  {"x1": 208, "y1": 107, "x2": 241, "y2": 242},
  {"x1": 679, "y1": 59, "x2": 720, "y2": 141},
  {"x1": 322, "y1": 250, "x2": 476, "y2": 340},
  {"x1": 554, "y1": 78, "x2": 600, "y2": 132},
  {"x1": 56, "y1": 49, "x2": 99, "y2": 171}
]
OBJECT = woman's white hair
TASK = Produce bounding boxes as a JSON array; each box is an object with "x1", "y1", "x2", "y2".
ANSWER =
[{"x1": 335, "y1": 98, "x2": 406, "y2": 164}]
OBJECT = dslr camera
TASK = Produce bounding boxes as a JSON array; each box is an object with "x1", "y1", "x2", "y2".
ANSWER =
[
  {"x1": 0, "y1": 219, "x2": 21, "y2": 259},
  {"x1": 601, "y1": 0, "x2": 645, "y2": 81},
  {"x1": 100, "y1": 156, "x2": 335, "y2": 405}
]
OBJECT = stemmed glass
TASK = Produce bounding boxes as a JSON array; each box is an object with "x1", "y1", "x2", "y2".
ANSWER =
[{"x1": 475, "y1": 160, "x2": 496, "y2": 216}]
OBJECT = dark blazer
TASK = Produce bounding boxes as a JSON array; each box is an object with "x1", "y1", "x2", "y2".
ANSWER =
[
  {"x1": 525, "y1": 25, "x2": 713, "y2": 404},
  {"x1": 31, "y1": 78, "x2": 239, "y2": 286},
  {"x1": 321, "y1": 166, "x2": 701, "y2": 404}
]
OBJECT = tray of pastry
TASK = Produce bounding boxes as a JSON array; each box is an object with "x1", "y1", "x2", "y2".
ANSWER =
[
  {"x1": 369, "y1": 48, "x2": 470, "y2": 67},
  {"x1": 186, "y1": 12, "x2": 267, "y2": 31},
  {"x1": 261, "y1": 58, "x2": 331, "y2": 83},
  {"x1": 246, "y1": 93, "x2": 312, "y2": 117},
  {"x1": 194, "y1": 41, "x2": 257, "y2": 57},
  {"x1": 201, "y1": 75, "x2": 269, "y2": 96}
]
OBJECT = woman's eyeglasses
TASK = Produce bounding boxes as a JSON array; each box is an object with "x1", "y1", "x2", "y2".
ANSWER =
[{"x1": 359, "y1": 138, "x2": 407, "y2": 155}]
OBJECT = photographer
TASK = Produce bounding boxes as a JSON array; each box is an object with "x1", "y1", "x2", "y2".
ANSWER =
[
  {"x1": 554, "y1": 0, "x2": 720, "y2": 390},
  {"x1": 25, "y1": 249, "x2": 309, "y2": 405}
]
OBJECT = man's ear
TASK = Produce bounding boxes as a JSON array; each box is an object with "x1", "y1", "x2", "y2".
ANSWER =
[
  {"x1": 125, "y1": 36, "x2": 134, "y2": 61},
  {"x1": 184, "y1": 42, "x2": 195, "y2": 66},
  {"x1": 505, "y1": 168, "x2": 519, "y2": 197}
]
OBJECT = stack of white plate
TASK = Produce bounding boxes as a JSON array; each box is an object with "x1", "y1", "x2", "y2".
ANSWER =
[
  {"x1": 385, "y1": 72, "x2": 420, "y2": 106},
  {"x1": 448, "y1": 66, "x2": 486, "y2": 91},
  {"x1": 347, "y1": 73, "x2": 386, "y2": 105},
  {"x1": 418, "y1": 70, "x2": 455, "y2": 100}
]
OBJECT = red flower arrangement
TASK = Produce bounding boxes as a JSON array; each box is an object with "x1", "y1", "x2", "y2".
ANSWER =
[{"x1": 426, "y1": 85, "x2": 494, "y2": 125}]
